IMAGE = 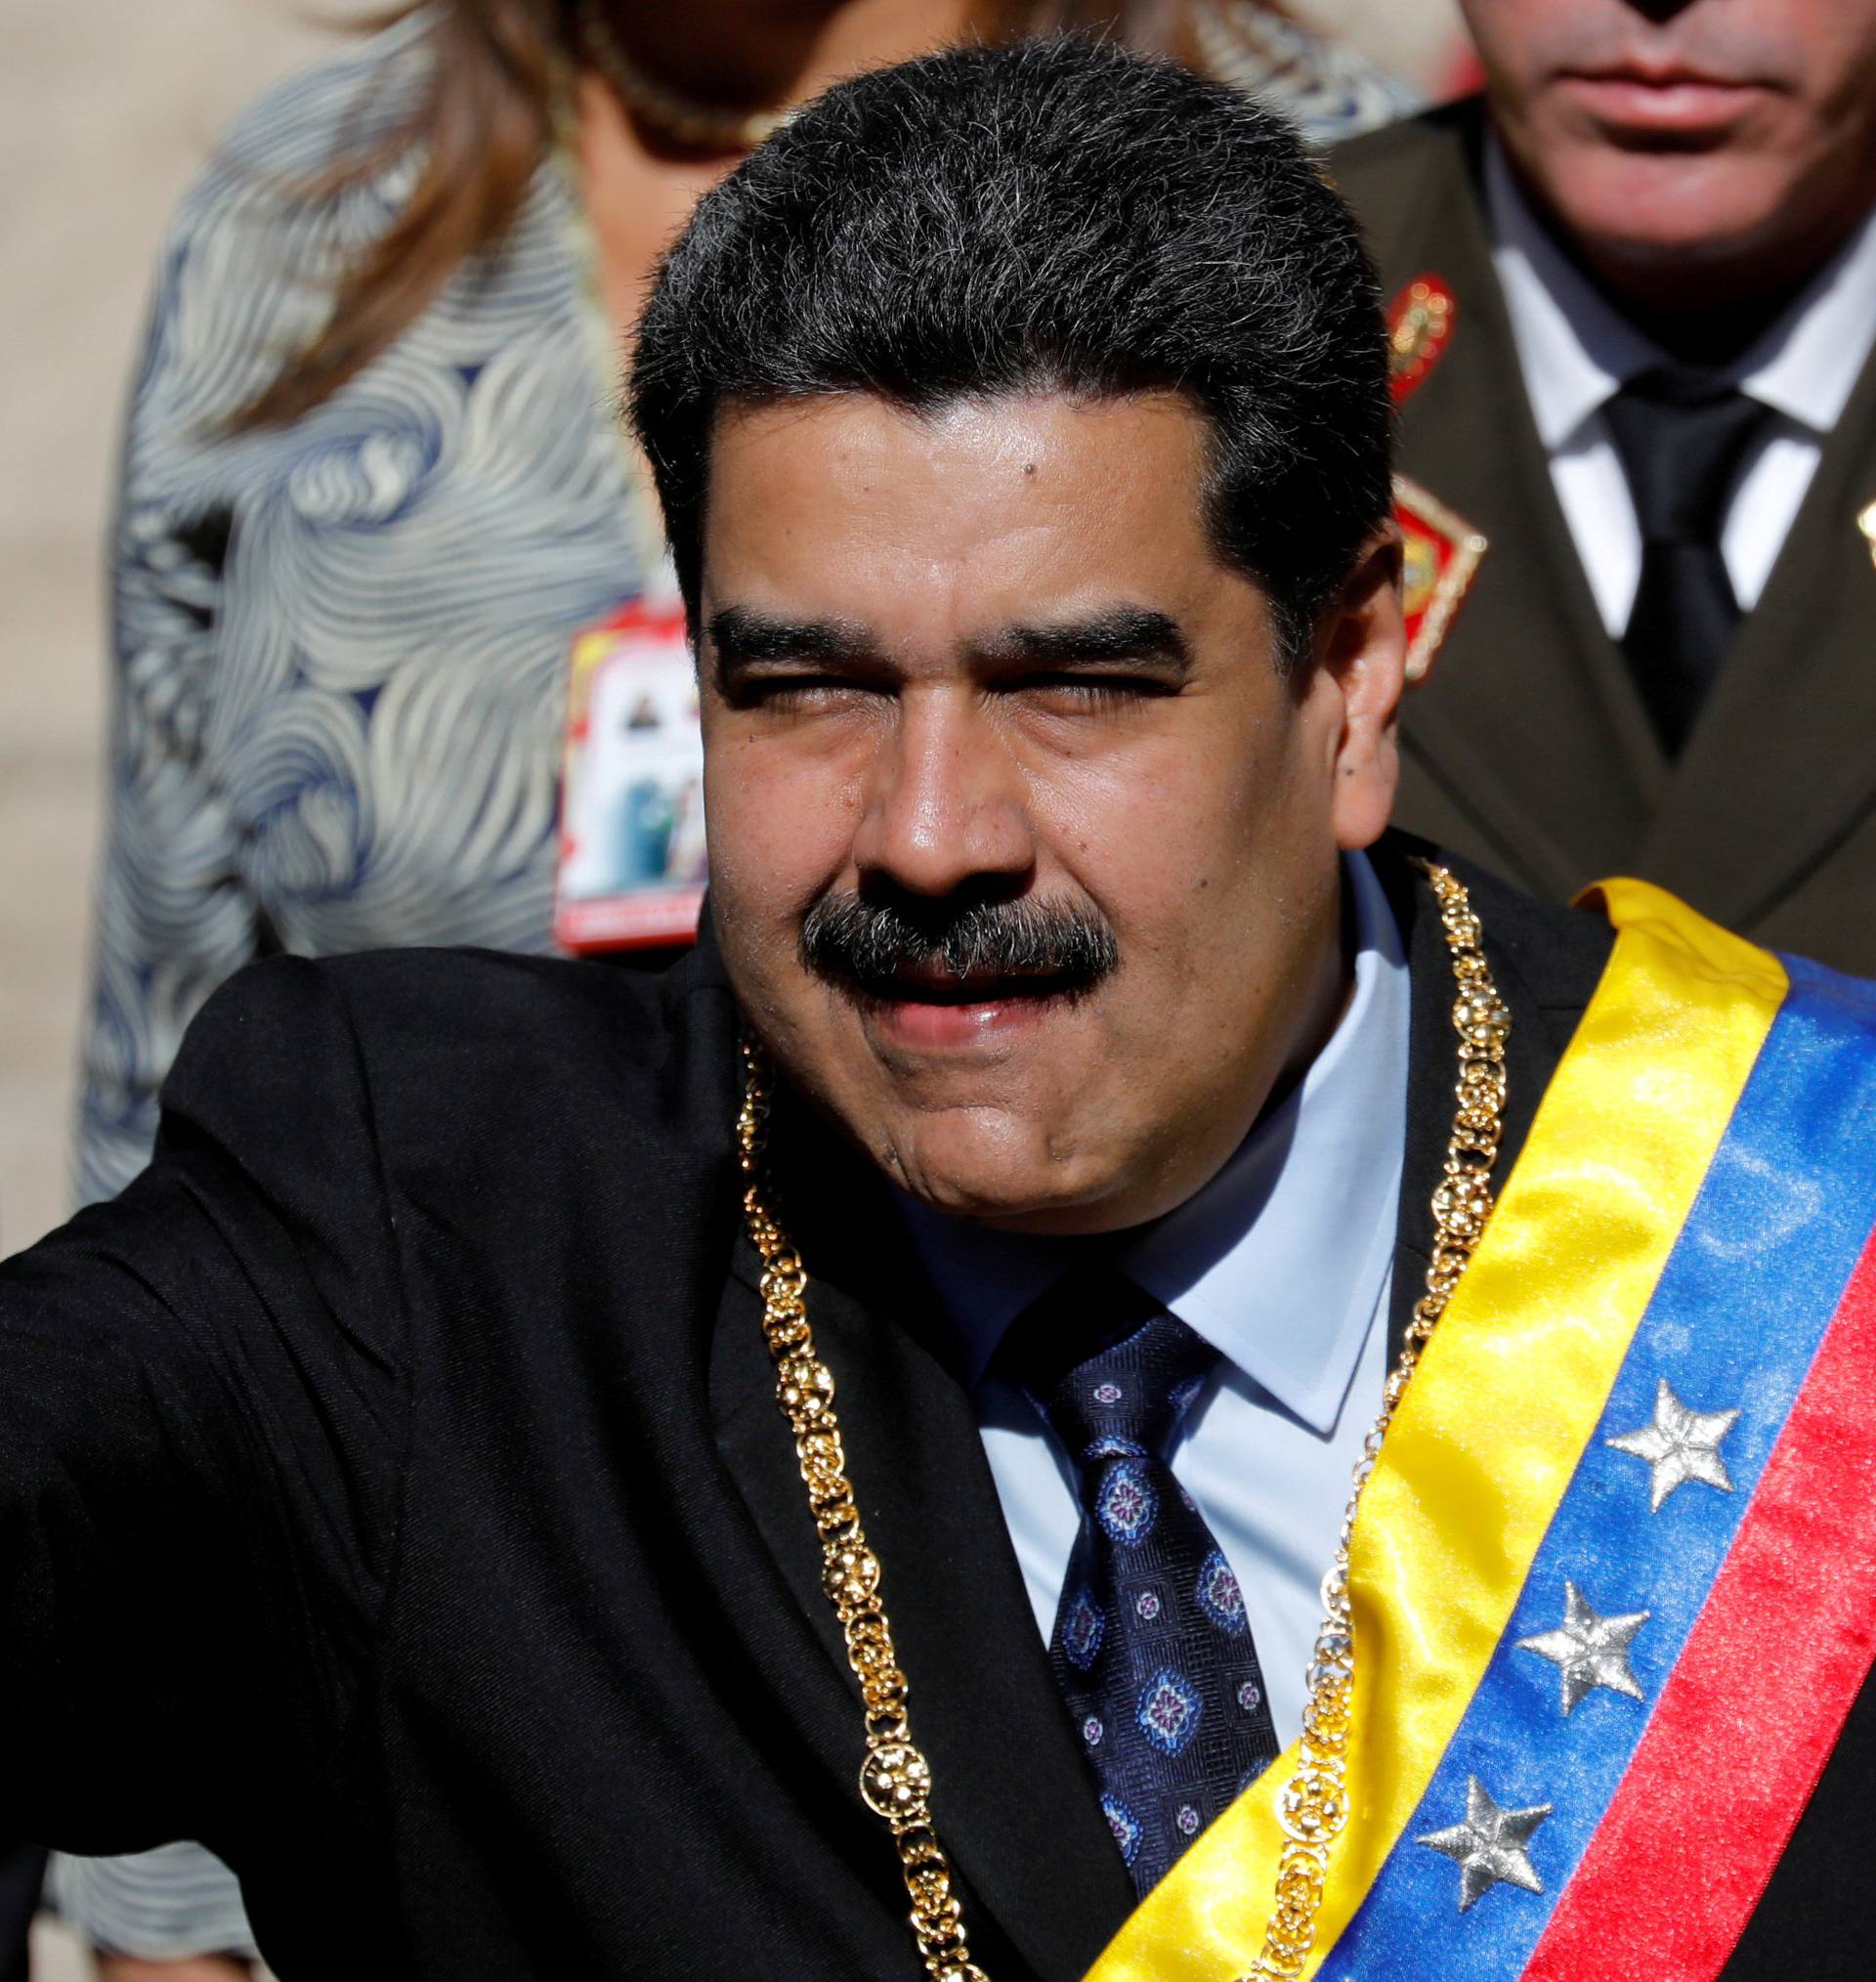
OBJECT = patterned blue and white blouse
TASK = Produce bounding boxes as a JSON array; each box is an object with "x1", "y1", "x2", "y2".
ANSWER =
[
  {"x1": 78, "y1": 10, "x2": 651, "y2": 1206},
  {"x1": 63, "y1": 6, "x2": 1415, "y2": 1951}
]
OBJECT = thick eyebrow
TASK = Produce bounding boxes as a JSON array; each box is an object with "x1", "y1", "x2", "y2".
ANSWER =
[
  {"x1": 977, "y1": 605, "x2": 1190, "y2": 674},
  {"x1": 705, "y1": 600, "x2": 1191, "y2": 686},
  {"x1": 706, "y1": 604, "x2": 881, "y2": 677}
]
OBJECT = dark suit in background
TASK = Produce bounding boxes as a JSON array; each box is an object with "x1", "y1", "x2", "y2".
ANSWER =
[{"x1": 1334, "y1": 103, "x2": 1876, "y2": 975}]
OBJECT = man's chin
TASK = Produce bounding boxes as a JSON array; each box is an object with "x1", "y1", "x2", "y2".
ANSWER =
[
  {"x1": 880, "y1": 1108, "x2": 1136, "y2": 1235},
  {"x1": 1540, "y1": 147, "x2": 1800, "y2": 276},
  {"x1": 895, "y1": 1164, "x2": 1111, "y2": 1233},
  {"x1": 781, "y1": 992, "x2": 1131, "y2": 1225}
]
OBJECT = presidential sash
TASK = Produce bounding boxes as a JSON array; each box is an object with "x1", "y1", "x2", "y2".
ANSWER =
[{"x1": 1087, "y1": 879, "x2": 1876, "y2": 1982}]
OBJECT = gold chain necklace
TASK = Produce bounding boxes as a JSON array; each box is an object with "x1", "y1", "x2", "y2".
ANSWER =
[
  {"x1": 576, "y1": 1, "x2": 793, "y2": 154},
  {"x1": 736, "y1": 860, "x2": 1509, "y2": 1981}
]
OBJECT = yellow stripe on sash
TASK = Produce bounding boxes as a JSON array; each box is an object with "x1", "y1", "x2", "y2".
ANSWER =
[{"x1": 1083, "y1": 880, "x2": 1787, "y2": 1982}]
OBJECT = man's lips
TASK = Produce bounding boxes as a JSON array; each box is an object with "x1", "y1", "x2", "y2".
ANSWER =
[
  {"x1": 864, "y1": 985, "x2": 1069, "y2": 1050},
  {"x1": 836, "y1": 963, "x2": 1087, "y2": 1050},
  {"x1": 872, "y1": 962, "x2": 1070, "y2": 1007},
  {"x1": 1557, "y1": 65, "x2": 1773, "y2": 137}
]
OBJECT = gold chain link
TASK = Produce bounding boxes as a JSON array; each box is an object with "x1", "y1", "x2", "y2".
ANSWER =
[
  {"x1": 1235, "y1": 859, "x2": 1508, "y2": 1978},
  {"x1": 737, "y1": 860, "x2": 1507, "y2": 1982},
  {"x1": 738, "y1": 1055, "x2": 989, "y2": 1982}
]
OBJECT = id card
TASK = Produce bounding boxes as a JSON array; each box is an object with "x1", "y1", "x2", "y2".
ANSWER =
[{"x1": 554, "y1": 598, "x2": 705, "y2": 953}]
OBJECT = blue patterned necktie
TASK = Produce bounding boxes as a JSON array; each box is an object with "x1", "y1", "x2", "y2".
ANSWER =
[{"x1": 1009, "y1": 1275, "x2": 1281, "y2": 1894}]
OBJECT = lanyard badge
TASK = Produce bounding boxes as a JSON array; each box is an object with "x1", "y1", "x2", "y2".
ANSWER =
[{"x1": 554, "y1": 593, "x2": 704, "y2": 953}]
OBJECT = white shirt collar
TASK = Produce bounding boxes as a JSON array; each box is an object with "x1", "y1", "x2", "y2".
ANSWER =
[
  {"x1": 1744, "y1": 198, "x2": 1876, "y2": 430},
  {"x1": 897, "y1": 850, "x2": 1410, "y2": 1436},
  {"x1": 1487, "y1": 136, "x2": 1876, "y2": 448}
]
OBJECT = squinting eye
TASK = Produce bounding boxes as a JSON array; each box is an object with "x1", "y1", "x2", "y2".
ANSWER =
[
  {"x1": 1021, "y1": 674, "x2": 1173, "y2": 710},
  {"x1": 732, "y1": 675, "x2": 884, "y2": 711}
]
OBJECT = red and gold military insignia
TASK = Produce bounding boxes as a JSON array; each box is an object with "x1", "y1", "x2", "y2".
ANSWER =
[
  {"x1": 1395, "y1": 473, "x2": 1487, "y2": 683},
  {"x1": 1387, "y1": 274, "x2": 1457, "y2": 406},
  {"x1": 1383, "y1": 276, "x2": 1482, "y2": 676}
]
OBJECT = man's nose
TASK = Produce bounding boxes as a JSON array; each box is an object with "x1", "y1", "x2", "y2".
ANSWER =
[{"x1": 849, "y1": 689, "x2": 1036, "y2": 897}]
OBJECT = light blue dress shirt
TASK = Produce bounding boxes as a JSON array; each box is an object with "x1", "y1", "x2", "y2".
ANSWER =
[{"x1": 897, "y1": 852, "x2": 1410, "y2": 1744}]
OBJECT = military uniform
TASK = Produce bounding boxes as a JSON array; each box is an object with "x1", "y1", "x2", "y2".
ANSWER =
[{"x1": 1333, "y1": 102, "x2": 1876, "y2": 974}]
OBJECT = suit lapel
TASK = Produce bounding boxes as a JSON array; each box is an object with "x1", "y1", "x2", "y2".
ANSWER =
[
  {"x1": 1637, "y1": 340, "x2": 1876, "y2": 931},
  {"x1": 711, "y1": 1104, "x2": 1136, "y2": 1981},
  {"x1": 1345, "y1": 108, "x2": 1665, "y2": 898}
]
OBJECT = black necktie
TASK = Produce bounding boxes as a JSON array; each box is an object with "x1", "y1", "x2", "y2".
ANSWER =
[
  {"x1": 1005, "y1": 1273, "x2": 1280, "y2": 1896},
  {"x1": 1599, "y1": 366, "x2": 1775, "y2": 756}
]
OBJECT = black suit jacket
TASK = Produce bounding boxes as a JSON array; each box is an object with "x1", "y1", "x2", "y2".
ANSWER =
[
  {"x1": 1333, "y1": 104, "x2": 1876, "y2": 975},
  {"x1": 1, "y1": 842, "x2": 1868, "y2": 1977}
]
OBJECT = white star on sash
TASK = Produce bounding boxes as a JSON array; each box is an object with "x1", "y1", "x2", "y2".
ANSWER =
[
  {"x1": 1517, "y1": 1581, "x2": 1649, "y2": 1713},
  {"x1": 1605, "y1": 1377, "x2": 1740, "y2": 1511},
  {"x1": 1417, "y1": 1776, "x2": 1553, "y2": 1912}
]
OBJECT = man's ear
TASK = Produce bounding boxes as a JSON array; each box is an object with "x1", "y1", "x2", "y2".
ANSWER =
[{"x1": 1317, "y1": 526, "x2": 1408, "y2": 852}]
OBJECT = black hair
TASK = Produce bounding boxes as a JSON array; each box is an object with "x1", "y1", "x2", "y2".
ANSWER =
[{"x1": 630, "y1": 36, "x2": 1392, "y2": 666}]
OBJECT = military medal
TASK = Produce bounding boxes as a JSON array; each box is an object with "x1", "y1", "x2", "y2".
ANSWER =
[
  {"x1": 1386, "y1": 275, "x2": 1456, "y2": 404},
  {"x1": 1395, "y1": 474, "x2": 1489, "y2": 685},
  {"x1": 1383, "y1": 276, "x2": 1487, "y2": 684}
]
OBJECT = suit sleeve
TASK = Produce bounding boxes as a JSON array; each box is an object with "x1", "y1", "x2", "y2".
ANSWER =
[{"x1": 1, "y1": 958, "x2": 406, "y2": 1855}]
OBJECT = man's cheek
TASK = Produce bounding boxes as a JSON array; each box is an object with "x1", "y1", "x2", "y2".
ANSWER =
[{"x1": 732, "y1": 754, "x2": 858, "y2": 870}]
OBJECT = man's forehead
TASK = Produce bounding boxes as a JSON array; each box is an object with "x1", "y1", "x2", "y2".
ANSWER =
[
  {"x1": 706, "y1": 387, "x2": 1212, "y2": 495},
  {"x1": 699, "y1": 389, "x2": 1228, "y2": 626}
]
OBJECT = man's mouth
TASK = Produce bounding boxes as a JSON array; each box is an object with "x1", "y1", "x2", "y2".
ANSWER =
[
  {"x1": 1557, "y1": 61, "x2": 1772, "y2": 141},
  {"x1": 840, "y1": 960, "x2": 1093, "y2": 1053},
  {"x1": 868, "y1": 960, "x2": 1077, "y2": 1007}
]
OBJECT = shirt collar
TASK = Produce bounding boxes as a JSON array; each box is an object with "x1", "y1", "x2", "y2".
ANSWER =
[
  {"x1": 1742, "y1": 198, "x2": 1876, "y2": 431},
  {"x1": 896, "y1": 850, "x2": 1411, "y2": 1435},
  {"x1": 1486, "y1": 136, "x2": 1876, "y2": 446}
]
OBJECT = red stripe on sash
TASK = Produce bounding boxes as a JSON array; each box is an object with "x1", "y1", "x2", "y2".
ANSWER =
[{"x1": 1523, "y1": 1228, "x2": 1876, "y2": 1982}]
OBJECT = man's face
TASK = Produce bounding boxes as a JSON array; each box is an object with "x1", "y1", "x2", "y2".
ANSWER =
[
  {"x1": 1462, "y1": 0, "x2": 1876, "y2": 303},
  {"x1": 697, "y1": 391, "x2": 1404, "y2": 1235}
]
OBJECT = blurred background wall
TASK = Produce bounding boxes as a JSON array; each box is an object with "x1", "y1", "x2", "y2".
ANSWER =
[{"x1": 0, "y1": 0, "x2": 1465, "y2": 1262}]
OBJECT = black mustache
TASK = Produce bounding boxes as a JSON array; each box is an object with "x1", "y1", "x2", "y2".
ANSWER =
[{"x1": 799, "y1": 891, "x2": 1120, "y2": 999}]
